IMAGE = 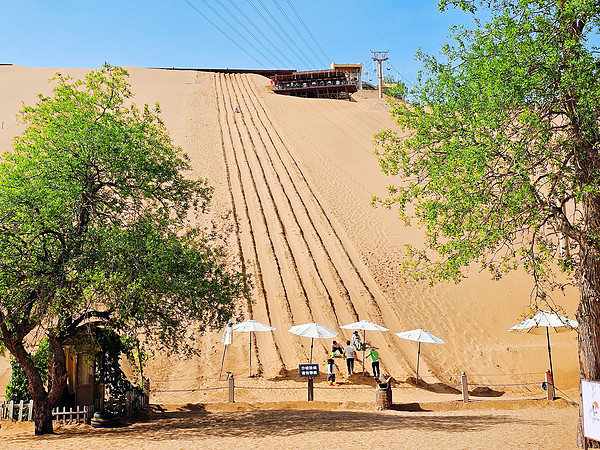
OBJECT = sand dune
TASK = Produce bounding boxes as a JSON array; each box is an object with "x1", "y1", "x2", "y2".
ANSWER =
[{"x1": 0, "y1": 66, "x2": 580, "y2": 400}]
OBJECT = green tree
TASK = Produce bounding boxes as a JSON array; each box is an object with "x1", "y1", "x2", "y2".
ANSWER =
[
  {"x1": 374, "y1": 2, "x2": 600, "y2": 445},
  {"x1": 383, "y1": 76, "x2": 408, "y2": 100},
  {"x1": 0, "y1": 65, "x2": 245, "y2": 435}
]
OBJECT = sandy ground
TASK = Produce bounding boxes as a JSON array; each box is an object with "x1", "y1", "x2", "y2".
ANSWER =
[
  {"x1": 0, "y1": 399, "x2": 579, "y2": 449},
  {"x1": 0, "y1": 66, "x2": 582, "y2": 444}
]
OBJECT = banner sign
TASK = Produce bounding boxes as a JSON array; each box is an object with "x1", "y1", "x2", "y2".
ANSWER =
[
  {"x1": 299, "y1": 364, "x2": 319, "y2": 378},
  {"x1": 582, "y1": 380, "x2": 600, "y2": 442},
  {"x1": 222, "y1": 324, "x2": 233, "y2": 346}
]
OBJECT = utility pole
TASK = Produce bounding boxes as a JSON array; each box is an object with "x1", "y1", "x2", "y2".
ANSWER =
[{"x1": 371, "y1": 50, "x2": 389, "y2": 99}]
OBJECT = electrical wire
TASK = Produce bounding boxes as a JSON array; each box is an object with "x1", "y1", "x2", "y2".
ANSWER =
[
  {"x1": 271, "y1": 0, "x2": 328, "y2": 67},
  {"x1": 283, "y1": 0, "x2": 330, "y2": 64},
  {"x1": 223, "y1": 0, "x2": 297, "y2": 68},
  {"x1": 247, "y1": 0, "x2": 317, "y2": 69},
  {"x1": 196, "y1": 0, "x2": 284, "y2": 67},
  {"x1": 212, "y1": 0, "x2": 290, "y2": 68},
  {"x1": 183, "y1": 0, "x2": 266, "y2": 68}
]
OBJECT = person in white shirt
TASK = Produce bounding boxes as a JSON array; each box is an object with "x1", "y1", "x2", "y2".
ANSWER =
[{"x1": 344, "y1": 340, "x2": 356, "y2": 375}]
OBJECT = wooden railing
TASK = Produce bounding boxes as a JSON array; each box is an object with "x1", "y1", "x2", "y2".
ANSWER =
[
  {"x1": 0, "y1": 400, "x2": 34, "y2": 421},
  {"x1": 52, "y1": 405, "x2": 93, "y2": 423}
]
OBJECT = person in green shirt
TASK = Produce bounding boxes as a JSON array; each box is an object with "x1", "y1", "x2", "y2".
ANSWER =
[{"x1": 366, "y1": 346, "x2": 380, "y2": 378}]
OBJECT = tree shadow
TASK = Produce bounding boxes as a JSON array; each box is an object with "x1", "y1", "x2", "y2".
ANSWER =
[{"x1": 2, "y1": 407, "x2": 548, "y2": 445}]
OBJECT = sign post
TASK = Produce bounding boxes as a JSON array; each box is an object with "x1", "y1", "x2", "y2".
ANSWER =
[{"x1": 299, "y1": 364, "x2": 319, "y2": 402}]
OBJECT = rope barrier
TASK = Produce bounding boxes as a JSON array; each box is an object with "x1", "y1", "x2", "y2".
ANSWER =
[
  {"x1": 235, "y1": 385, "x2": 305, "y2": 390},
  {"x1": 151, "y1": 387, "x2": 228, "y2": 393},
  {"x1": 466, "y1": 372, "x2": 544, "y2": 377},
  {"x1": 554, "y1": 386, "x2": 579, "y2": 405},
  {"x1": 467, "y1": 382, "x2": 540, "y2": 388}
]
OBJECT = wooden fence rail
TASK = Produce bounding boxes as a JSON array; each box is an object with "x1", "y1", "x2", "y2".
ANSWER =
[
  {"x1": 52, "y1": 405, "x2": 93, "y2": 423},
  {"x1": 0, "y1": 400, "x2": 34, "y2": 421}
]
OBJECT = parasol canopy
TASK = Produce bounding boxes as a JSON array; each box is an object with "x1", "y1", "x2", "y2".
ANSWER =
[{"x1": 289, "y1": 322, "x2": 338, "y2": 363}]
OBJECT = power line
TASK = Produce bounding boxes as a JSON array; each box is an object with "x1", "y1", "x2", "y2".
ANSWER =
[
  {"x1": 212, "y1": 0, "x2": 290, "y2": 68},
  {"x1": 283, "y1": 0, "x2": 330, "y2": 64},
  {"x1": 196, "y1": 0, "x2": 284, "y2": 67},
  {"x1": 248, "y1": 0, "x2": 317, "y2": 69},
  {"x1": 388, "y1": 62, "x2": 414, "y2": 85},
  {"x1": 271, "y1": 0, "x2": 328, "y2": 67},
  {"x1": 183, "y1": 0, "x2": 266, "y2": 68},
  {"x1": 223, "y1": 0, "x2": 297, "y2": 68}
]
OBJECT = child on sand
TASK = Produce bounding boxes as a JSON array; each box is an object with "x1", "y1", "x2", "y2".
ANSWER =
[
  {"x1": 352, "y1": 331, "x2": 363, "y2": 351},
  {"x1": 331, "y1": 340, "x2": 344, "y2": 357},
  {"x1": 326, "y1": 358, "x2": 337, "y2": 386}
]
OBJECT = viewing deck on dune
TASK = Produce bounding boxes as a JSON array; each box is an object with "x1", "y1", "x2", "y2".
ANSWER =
[{"x1": 271, "y1": 70, "x2": 357, "y2": 100}]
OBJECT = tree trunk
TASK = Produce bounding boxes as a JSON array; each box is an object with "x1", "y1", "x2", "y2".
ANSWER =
[
  {"x1": 33, "y1": 397, "x2": 54, "y2": 435},
  {"x1": 576, "y1": 200, "x2": 600, "y2": 448},
  {"x1": 3, "y1": 334, "x2": 68, "y2": 435}
]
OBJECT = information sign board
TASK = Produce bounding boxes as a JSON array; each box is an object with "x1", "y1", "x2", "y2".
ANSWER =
[
  {"x1": 299, "y1": 364, "x2": 319, "y2": 378},
  {"x1": 582, "y1": 380, "x2": 600, "y2": 442}
]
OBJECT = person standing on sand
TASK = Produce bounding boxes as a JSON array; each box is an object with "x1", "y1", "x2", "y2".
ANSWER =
[
  {"x1": 366, "y1": 346, "x2": 380, "y2": 378},
  {"x1": 344, "y1": 340, "x2": 356, "y2": 375},
  {"x1": 326, "y1": 358, "x2": 337, "y2": 386}
]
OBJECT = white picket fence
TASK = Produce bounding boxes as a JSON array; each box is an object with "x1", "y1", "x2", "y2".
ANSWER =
[
  {"x1": 52, "y1": 405, "x2": 93, "y2": 423},
  {"x1": 0, "y1": 381, "x2": 149, "y2": 424},
  {"x1": 0, "y1": 400, "x2": 34, "y2": 421}
]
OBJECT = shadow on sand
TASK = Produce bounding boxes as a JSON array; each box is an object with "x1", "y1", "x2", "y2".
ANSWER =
[{"x1": 2, "y1": 405, "x2": 547, "y2": 445}]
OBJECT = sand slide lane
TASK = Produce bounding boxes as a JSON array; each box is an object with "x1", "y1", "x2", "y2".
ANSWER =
[
  {"x1": 215, "y1": 72, "x2": 490, "y2": 379},
  {"x1": 229, "y1": 74, "x2": 420, "y2": 375}
]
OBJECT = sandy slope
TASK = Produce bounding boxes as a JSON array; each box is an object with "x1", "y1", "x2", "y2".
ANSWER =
[{"x1": 0, "y1": 66, "x2": 579, "y2": 400}]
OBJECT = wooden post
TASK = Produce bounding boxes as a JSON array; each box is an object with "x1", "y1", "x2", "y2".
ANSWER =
[
  {"x1": 376, "y1": 377, "x2": 393, "y2": 410},
  {"x1": 545, "y1": 370, "x2": 555, "y2": 400},
  {"x1": 8, "y1": 401, "x2": 13, "y2": 420},
  {"x1": 27, "y1": 400, "x2": 33, "y2": 421},
  {"x1": 126, "y1": 391, "x2": 132, "y2": 417},
  {"x1": 228, "y1": 374, "x2": 235, "y2": 403},
  {"x1": 461, "y1": 372, "x2": 469, "y2": 403},
  {"x1": 18, "y1": 400, "x2": 23, "y2": 421},
  {"x1": 307, "y1": 377, "x2": 314, "y2": 401},
  {"x1": 143, "y1": 378, "x2": 150, "y2": 406}
]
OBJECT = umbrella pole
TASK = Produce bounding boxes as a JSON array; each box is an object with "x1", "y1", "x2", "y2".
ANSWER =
[
  {"x1": 546, "y1": 327, "x2": 555, "y2": 399},
  {"x1": 416, "y1": 341, "x2": 421, "y2": 386},
  {"x1": 310, "y1": 338, "x2": 314, "y2": 364},
  {"x1": 249, "y1": 332, "x2": 252, "y2": 377},
  {"x1": 363, "y1": 329, "x2": 366, "y2": 376},
  {"x1": 219, "y1": 344, "x2": 227, "y2": 381}
]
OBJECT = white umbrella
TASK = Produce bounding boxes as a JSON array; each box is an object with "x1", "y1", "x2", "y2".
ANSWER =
[
  {"x1": 289, "y1": 322, "x2": 338, "y2": 363},
  {"x1": 341, "y1": 320, "x2": 389, "y2": 375},
  {"x1": 233, "y1": 320, "x2": 276, "y2": 376},
  {"x1": 396, "y1": 328, "x2": 445, "y2": 384},
  {"x1": 508, "y1": 310, "x2": 578, "y2": 396}
]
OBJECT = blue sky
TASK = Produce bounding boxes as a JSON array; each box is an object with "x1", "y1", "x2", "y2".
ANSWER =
[{"x1": 1, "y1": 1, "x2": 473, "y2": 86}]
